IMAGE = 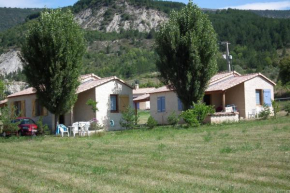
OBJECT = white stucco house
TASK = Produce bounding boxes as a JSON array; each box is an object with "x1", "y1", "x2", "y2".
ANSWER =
[
  {"x1": 7, "y1": 74, "x2": 133, "y2": 131},
  {"x1": 133, "y1": 86, "x2": 155, "y2": 110},
  {"x1": 150, "y1": 71, "x2": 276, "y2": 124}
]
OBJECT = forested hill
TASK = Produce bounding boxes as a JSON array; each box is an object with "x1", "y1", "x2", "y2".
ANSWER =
[
  {"x1": 250, "y1": 10, "x2": 290, "y2": 18},
  {"x1": 1, "y1": 0, "x2": 290, "y2": 84},
  {"x1": 0, "y1": 7, "x2": 42, "y2": 32}
]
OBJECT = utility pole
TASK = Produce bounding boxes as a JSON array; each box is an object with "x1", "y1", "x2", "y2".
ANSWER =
[{"x1": 221, "y1": 41, "x2": 231, "y2": 72}]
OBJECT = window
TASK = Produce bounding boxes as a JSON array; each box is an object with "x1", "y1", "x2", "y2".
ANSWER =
[
  {"x1": 157, "y1": 96, "x2": 166, "y2": 112},
  {"x1": 110, "y1": 95, "x2": 118, "y2": 112},
  {"x1": 256, "y1": 90, "x2": 263, "y2": 105},
  {"x1": 12, "y1": 101, "x2": 25, "y2": 117},
  {"x1": 32, "y1": 99, "x2": 48, "y2": 117},
  {"x1": 14, "y1": 101, "x2": 22, "y2": 116},
  {"x1": 178, "y1": 98, "x2": 183, "y2": 111}
]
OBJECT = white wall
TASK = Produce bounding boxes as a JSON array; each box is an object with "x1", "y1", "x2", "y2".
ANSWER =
[
  {"x1": 8, "y1": 95, "x2": 54, "y2": 130},
  {"x1": 95, "y1": 80, "x2": 133, "y2": 130},
  {"x1": 73, "y1": 88, "x2": 95, "y2": 123},
  {"x1": 244, "y1": 77, "x2": 274, "y2": 118},
  {"x1": 150, "y1": 91, "x2": 182, "y2": 124}
]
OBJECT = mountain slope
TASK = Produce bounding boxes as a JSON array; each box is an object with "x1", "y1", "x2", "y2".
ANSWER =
[{"x1": 0, "y1": 7, "x2": 42, "y2": 32}]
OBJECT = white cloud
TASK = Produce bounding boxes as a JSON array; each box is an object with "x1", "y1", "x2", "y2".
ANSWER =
[
  {"x1": 223, "y1": 1, "x2": 290, "y2": 10},
  {"x1": 0, "y1": 0, "x2": 50, "y2": 8}
]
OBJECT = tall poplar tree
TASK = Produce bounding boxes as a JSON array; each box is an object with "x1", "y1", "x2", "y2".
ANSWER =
[
  {"x1": 20, "y1": 9, "x2": 85, "y2": 130},
  {"x1": 155, "y1": 1, "x2": 218, "y2": 110}
]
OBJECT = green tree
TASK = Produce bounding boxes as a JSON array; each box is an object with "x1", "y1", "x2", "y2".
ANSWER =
[
  {"x1": 279, "y1": 56, "x2": 290, "y2": 85},
  {"x1": 155, "y1": 2, "x2": 218, "y2": 109},
  {"x1": 20, "y1": 9, "x2": 85, "y2": 131},
  {"x1": 0, "y1": 79, "x2": 5, "y2": 100}
]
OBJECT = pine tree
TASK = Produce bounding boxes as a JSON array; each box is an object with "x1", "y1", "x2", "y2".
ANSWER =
[
  {"x1": 20, "y1": 9, "x2": 85, "y2": 131},
  {"x1": 155, "y1": 1, "x2": 218, "y2": 110}
]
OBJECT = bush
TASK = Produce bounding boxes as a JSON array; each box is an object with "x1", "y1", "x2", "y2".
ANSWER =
[
  {"x1": 284, "y1": 102, "x2": 290, "y2": 116},
  {"x1": 90, "y1": 120, "x2": 104, "y2": 131},
  {"x1": 167, "y1": 111, "x2": 179, "y2": 126},
  {"x1": 259, "y1": 104, "x2": 271, "y2": 119},
  {"x1": 147, "y1": 116, "x2": 157, "y2": 129},
  {"x1": 0, "y1": 106, "x2": 20, "y2": 136},
  {"x1": 119, "y1": 107, "x2": 138, "y2": 130},
  {"x1": 180, "y1": 102, "x2": 215, "y2": 127},
  {"x1": 36, "y1": 116, "x2": 49, "y2": 135}
]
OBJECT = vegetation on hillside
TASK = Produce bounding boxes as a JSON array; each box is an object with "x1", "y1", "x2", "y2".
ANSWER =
[
  {"x1": 72, "y1": 0, "x2": 185, "y2": 14},
  {"x1": 1, "y1": 2, "x2": 290, "y2": 87},
  {"x1": 0, "y1": 7, "x2": 41, "y2": 32}
]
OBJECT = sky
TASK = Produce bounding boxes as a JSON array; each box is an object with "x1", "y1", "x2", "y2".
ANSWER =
[{"x1": 0, "y1": 0, "x2": 290, "y2": 10}]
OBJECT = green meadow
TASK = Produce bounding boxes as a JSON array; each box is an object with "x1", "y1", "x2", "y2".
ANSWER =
[{"x1": 0, "y1": 116, "x2": 290, "y2": 192}]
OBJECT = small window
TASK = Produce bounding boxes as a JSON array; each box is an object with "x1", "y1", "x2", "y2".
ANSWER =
[
  {"x1": 35, "y1": 100, "x2": 43, "y2": 116},
  {"x1": 178, "y1": 98, "x2": 183, "y2": 111},
  {"x1": 110, "y1": 95, "x2": 118, "y2": 113},
  {"x1": 14, "y1": 101, "x2": 22, "y2": 116},
  {"x1": 256, "y1": 90, "x2": 263, "y2": 105},
  {"x1": 157, "y1": 96, "x2": 166, "y2": 112}
]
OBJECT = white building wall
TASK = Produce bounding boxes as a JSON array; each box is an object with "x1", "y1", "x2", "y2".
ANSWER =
[
  {"x1": 73, "y1": 88, "x2": 95, "y2": 123},
  {"x1": 7, "y1": 95, "x2": 54, "y2": 130},
  {"x1": 244, "y1": 77, "x2": 274, "y2": 118},
  {"x1": 95, "y1": 80, "x2": 133, "y2": 130},
  {"x1": 150, "y1": 91, "x2": 182, "y2": 125}
]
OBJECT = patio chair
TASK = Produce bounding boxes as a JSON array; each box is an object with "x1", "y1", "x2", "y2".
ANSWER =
[
  {"x1": 248, "y1": 109, "x2": 256, "y2": 119},
  {"x1": 57, "y1": 124, "x2": 69, "y2": 137},
  {"x1": 78, "y1": 122, "x2": 90, "y2": 136},
  {"x1": 71, "y1": 122, "x2": 80, "y2": 137}
]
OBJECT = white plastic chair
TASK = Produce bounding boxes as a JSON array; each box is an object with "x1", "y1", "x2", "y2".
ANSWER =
[
  {"x1": 71, "y1": 122, "x2": 80, "y2": 137},
  {"x1": 248, "y1": 109, "x2": 256, "y2": 119},
  {"x1": 78, "y1": 122, "x2": 90, "y2": 136},
  {"x1": 58, "y1": 124, "x2": 69, "y2": 137}
]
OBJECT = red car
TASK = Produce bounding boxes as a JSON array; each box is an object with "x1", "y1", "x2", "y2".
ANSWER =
[{"x1": 9, "y1": 117, "x2": 38, "y2": 136}]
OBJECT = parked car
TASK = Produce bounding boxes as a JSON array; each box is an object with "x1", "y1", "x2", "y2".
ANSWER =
[{"x1": 2, "y1": 117, "x2": 38, "y2": 136}]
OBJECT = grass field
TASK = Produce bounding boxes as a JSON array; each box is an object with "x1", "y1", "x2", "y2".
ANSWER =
[{"x1": 0, "y1": 116, "x2": 290, "y2": 192}]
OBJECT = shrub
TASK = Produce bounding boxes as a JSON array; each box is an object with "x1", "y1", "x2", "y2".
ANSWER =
[
  {"x1": 167, "y1": 111, "x2": 179, "y2": 126},
  {"x1": 271, "y1": 100, "x2": 279, "y2": 119},
  {"x1": 180, "y1": 102, "x2": 214, "y2": 127},
  {"x1": 90, "y1": 120, "x2": 104, "y2": 131},
  {"x1": 119, "y1": 107, "x2": 137, "y2": 130},
  {"x1": 36, "y1": 116, "x2": 49, "y2": 135},
  {"x1": 259, "y1": 104, "x2": 271, "y2": 119},
  {"x1": 0, "y1": 106, "x2": 19, "y2": 136},
  {"x1": 147, "y1": 116, "x2": 157, "y2": 129},
  {"x1": 284, "y1": 102, "x2": 290, "y2": 116}
]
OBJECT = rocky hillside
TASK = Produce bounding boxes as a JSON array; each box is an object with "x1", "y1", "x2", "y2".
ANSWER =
[
  {"x1": 75, "y1": 1, "x2": 167, "y2": 32},
  {"x1": 0, "y1": 50, "x2": 22, "y2": 75}
]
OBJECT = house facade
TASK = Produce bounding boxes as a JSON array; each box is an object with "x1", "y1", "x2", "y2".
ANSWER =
[
  {"x1": 7, "y1": 74, "x2": 133, "y2": 131},
  {"x1": 133, "y1": 86, "x2": 155, "y2": 110},
  {"x1": 150, "y1": 72, "x2": 275, "y2": 124}
]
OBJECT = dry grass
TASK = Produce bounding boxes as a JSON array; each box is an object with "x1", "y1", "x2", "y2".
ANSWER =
[{"x1": 0, "y1": 117, "x2": 290, "y2": 192}]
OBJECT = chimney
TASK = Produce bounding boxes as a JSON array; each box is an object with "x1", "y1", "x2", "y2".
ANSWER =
[{"x1": 135, "y1": 84, "x2": 139, "y2": 89}]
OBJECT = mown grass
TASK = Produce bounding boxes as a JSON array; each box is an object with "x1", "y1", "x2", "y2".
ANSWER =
[{"x1": 0, "y1": 117, "x2": 290, "y2": 192}]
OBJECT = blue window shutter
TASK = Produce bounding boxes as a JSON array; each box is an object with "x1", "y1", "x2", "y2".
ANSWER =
[
  {"x1": 137, "y1": 102, "x2": 140, "y2": 110},
  {"x1": 157, "y1": 97, "x2": 161, "y2": 112},
  {"x1": 256, "y1": 90, "x2": 261, "y2": 105},
  {"x1": 263, "y1": 90, "x2": 271, "y2": 106},
  {"x1": 178, "y1": 98, "x2": 183, "y2": 111},
  {"x1": 162, "y1": 97, "x2": 166, "y2": 112}
]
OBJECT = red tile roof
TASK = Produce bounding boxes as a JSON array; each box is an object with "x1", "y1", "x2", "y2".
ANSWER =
[
  {"x1": 150, "y1": 72, "x2": 276, "y2": 94},
  {"x1": 7, "y1": 87, "x2": 36, "y2": 98},
  {"x1": 7, "y1": 75, "x2": 133, "y2": 98},
  {"x1": 133, "y1": 87, "x2": 155, "y2": 95},
  {"x1": 133, "y1": 94, "x2": 150, "y2": 102},
  {"x1": 0, "y1": 99, "x2": 8, "y2": 105}
]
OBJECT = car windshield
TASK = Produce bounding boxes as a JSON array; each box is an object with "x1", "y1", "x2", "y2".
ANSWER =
[{"x1": 12, "y1": 118, "x2": 35, "y2": 124}]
